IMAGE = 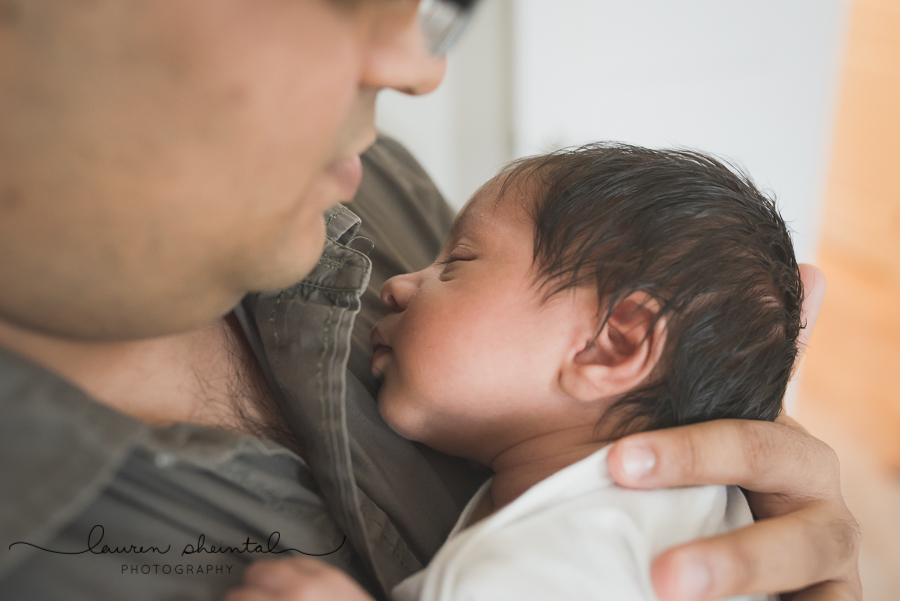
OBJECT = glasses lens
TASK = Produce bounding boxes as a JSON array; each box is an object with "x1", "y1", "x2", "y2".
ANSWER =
[{"x1": 419, "y1": 0, "x2": 475, "y2": 56}]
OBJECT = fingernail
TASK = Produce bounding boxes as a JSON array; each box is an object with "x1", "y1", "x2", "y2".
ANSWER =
[
  {"x1": 620, "y1": 445, "x2": 656, "y2": 479},
  {"x1": 675, "y1": 560, "x2": 710, "y2": 601}
]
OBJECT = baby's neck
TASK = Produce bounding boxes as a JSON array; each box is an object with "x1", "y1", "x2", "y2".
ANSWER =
[{"x1": 480, "y1": 426, "x2": 615, "y2": 519}]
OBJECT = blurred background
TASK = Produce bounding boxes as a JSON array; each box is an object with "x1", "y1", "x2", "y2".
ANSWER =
[{"x1": 377, "y1": 0, "x2": 900, "y2": 598}]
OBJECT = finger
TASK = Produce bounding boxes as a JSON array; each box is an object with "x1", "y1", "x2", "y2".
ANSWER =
[
  {"x1": 243, "y1": 560, "x2": 305, "y2": 593},
  {"x1": 797, "y1": 263, "x2": 826, "y2": 356},
  {"x1": 775, "y1": 412, "x2": 810, "y2": 435},
  {"x1": 283, "y1": 557, "x2": 331, "y2": 575},
  {"x1": 607, "y1": 419, "x2": 840, "y2": 496},
  {"x1": 223, "y1": 589, "x2": 276, "y2": 601},
  {"x1": 651, "y1": 505, "x2": 860, "y2": 601},
  {"x1": 789, "y1": 578, "x2": 862, "y2": 601}
]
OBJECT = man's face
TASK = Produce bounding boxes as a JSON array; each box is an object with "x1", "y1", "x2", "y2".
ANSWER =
[
  {"x1": 371, "y1": 183, "x2": 599, "y2": 462},
  {"x1": 0, "y1": 0, "x2": 445, "y2": 339}
]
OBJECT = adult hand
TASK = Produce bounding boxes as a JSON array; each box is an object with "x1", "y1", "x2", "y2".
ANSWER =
[
  {"x1": 796, "y1": 264, "x2": 827, "y2": 352},
  {"x1": 224, "y1": 558, "x2": 375, "y2": 601},
  {"x1": 607, "y1": 264, "x2": 862, "y2": 600}
]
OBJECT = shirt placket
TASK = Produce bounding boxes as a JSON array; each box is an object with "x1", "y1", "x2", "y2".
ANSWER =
[{"x1": 249, "y1": 205, "x2": 421, "y2": 597}]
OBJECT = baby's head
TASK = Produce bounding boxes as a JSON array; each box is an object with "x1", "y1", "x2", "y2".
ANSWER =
[{"x1": 371, "y1": 143, "x2": 802, "y2": 463}]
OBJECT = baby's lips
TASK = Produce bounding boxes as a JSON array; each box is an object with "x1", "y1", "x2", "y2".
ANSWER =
[
  {"x1": 369, "y1": 326, "x2": 393, "y2": 380},
  {"x1": 370, "y1": 326, "x2": 388, "y2": 353},
  {"x1": 369, "y1": 326, "x2": 392, "y2": 353}
]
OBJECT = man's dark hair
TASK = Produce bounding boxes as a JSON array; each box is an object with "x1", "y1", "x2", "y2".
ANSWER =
[{"x1": 499, "y1": 143, "x2": 803, "y2": 433}]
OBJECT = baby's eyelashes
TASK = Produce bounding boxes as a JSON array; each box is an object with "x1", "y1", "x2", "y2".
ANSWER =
[
  {"x1": 435, "y1": 255, "x2": 471, "y2": 266},
  {"x1": 436, "y1": 254, "x2": 476, "y2": 281},
  {"x1": 436, "y1": 241, "x2": 479, "y2": 265}
]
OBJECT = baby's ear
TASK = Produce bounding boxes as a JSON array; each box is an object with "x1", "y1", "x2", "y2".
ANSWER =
[{"x1": 560, "y1": 293, "x2": 667, "y2": 403}]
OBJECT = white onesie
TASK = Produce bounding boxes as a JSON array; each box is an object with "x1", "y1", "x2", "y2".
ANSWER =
[{"x1": 392, "y1": 445, "x2": 773, "y2": 601}]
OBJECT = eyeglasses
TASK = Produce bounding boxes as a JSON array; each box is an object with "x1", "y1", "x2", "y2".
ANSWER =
[{"x1": 418, "y1": 0, "x2": 478, "y2": 56}]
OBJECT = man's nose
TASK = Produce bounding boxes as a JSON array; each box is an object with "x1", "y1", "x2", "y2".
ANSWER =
[
  {"x1": 361, "y1": 11, "x2": 448, "y2": 96},
  {"x1": 381, "y1": 272, "x2": 418, "y2": 313}
]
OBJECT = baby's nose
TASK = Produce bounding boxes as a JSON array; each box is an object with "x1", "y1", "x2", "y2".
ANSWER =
[{"x1": 381, "y1": 273, "x2": 416, "y2": 313}]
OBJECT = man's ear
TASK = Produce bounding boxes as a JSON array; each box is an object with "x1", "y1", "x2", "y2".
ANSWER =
[{"x1": 559, "y1": 293, "x2": 667, "y2": 403}]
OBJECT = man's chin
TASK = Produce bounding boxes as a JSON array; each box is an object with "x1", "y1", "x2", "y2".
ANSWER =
[
  {"x1": 250, "y1": 258, "x2": 321, "y2": 293},
  {"x1": 241, "y1": 231, "x2": 327, "y2": 295}
]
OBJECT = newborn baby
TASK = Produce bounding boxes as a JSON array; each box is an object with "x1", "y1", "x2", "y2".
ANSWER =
[
  {"x1": 370, "y1": 143, "x2": 797, "y2": 601},
  {"x1": 226, "y1": 142, "x2": 799, "y2": 601}
]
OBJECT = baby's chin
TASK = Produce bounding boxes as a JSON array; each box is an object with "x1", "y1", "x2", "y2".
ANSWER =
[
  {"x1": 376, "y1": 387, "x2": 427, "y2": 443},
  {"x1": 376, "y1": 390, "x2": 481, "y2": 462}
]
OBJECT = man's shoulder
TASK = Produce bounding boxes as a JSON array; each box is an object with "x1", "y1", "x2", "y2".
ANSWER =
[
  {"x1": 348, "y1": 135, "x2": 455, "y2": 274},
  {"x1": 361, "y1": 134, "x2": 443, "y2": 192},
  {"x1": 0, "y1": 347, "x2": 147, "y2": 578}
]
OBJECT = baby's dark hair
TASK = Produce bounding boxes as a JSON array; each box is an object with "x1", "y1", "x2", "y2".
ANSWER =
[{"x1": 499, "y1": 142, "x2": 803, "y2": 433}]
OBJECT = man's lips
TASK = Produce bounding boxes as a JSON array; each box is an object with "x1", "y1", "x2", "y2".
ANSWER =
[
  {"x1": 370, "y1": 327, "x2": 393, "y2": 379},
  {"x1": 324, "y1": 155, "x2": 363, "y2": 201}
]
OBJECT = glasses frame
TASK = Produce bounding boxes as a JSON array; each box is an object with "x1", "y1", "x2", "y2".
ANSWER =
[{"x1": 418, "y1": 0, "x2": 478, "y2": 56}]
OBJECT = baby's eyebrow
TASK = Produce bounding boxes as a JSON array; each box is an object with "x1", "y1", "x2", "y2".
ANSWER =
[{"x1": 445, "y1": 214, "x2": 471, "y2": 246}]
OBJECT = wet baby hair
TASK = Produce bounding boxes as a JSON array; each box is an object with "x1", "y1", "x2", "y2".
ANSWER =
[{"x1": 498, "y1": 142, "x2": 803, "y2": 434}]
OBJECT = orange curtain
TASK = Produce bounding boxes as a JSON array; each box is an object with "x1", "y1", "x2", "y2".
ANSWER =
[{"x1": 799, "y1": 0, "x2": 900, "y2": 470}]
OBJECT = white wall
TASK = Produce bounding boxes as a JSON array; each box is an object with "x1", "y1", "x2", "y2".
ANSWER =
[
  {"x1": 376, "y1": 0, "x2": 514, "y2": 209},
  {"x1": 377, "y1": 0, "x2": 850, "y2": 263}
]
